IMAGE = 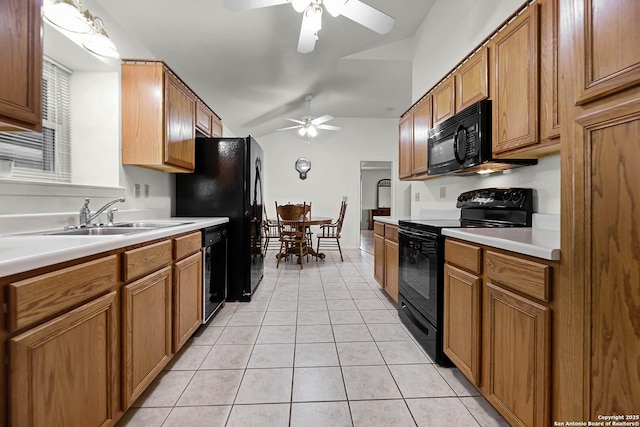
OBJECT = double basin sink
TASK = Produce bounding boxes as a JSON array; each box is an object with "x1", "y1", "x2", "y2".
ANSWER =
[{"x1": 41, "y1": 221, "x2": 194, "y2": 236}]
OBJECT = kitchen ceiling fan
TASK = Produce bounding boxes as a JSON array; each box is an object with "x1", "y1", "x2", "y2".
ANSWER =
[
  {"x1": 276, "y1": 94, "x2": 341, "y2": 137},
  {"x1": 223, "y1": 0, "x2": 395, "y2": 53}
]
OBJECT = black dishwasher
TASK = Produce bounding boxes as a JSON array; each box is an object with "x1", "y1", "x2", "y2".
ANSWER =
[{"x1": 202, "y1": 224, "x2": 227, "y2": 323}]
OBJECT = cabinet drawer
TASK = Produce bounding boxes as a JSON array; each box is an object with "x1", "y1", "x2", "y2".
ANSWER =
[
  {"x1": 174, "y1": 231, "x2": 201, "y2": 260},
  {"x1": 122, "y1": 240, "x2": 172, "y2": 282},
  {"x1": 485, "y1": 250, "x2": 550, "y2": 302},
  {"x1": 384, "y1": 225, "x2": 398, "y2": 242},
  {"x1": 374, "y1": 222, "x2": 385, "y2": 236},
  {"x1": 7, "y1": 255, "x2": 117, "y2": 332},
  {"x1": 445, "y1": 239, "x2": 482, "y2": 274}
]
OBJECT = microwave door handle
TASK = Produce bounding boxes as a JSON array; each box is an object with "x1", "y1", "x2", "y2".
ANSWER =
[{"x1": 453, "y1": 125, "x2": 466, "y2": 164}]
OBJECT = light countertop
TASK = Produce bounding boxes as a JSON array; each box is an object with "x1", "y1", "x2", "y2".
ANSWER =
[
  {"x1": 373, "y1": 213, "x2": 560, "y2": 261},
  {"x1": 0, "y1": 217, "x2": 228, "y2": 278},
  {"x1": 442, "y1": 227, "x2": 560, "y2": 261}
]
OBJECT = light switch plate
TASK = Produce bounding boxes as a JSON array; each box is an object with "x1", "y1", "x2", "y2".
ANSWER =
[
  {"x1": 134, "y1": 183, "x2": 140, "y2": 198},
  {"x1": 439, "y1": 186, "x2": 446, "y2": 198},
  {"x1": 144, "y1": 184, "x2": 149, "y2": 198},
  {"x1": 415, "y1": 192, "x2": 420, "y2": 202}
]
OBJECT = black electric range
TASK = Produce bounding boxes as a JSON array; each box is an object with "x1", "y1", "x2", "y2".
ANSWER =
[{"x1": 397, "y1": 187, "x2": 534, "y2": 365}]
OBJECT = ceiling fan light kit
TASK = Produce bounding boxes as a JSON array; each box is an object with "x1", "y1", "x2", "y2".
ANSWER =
[
  {"x1": 223, "y1": 0, "x2": 395, "y2": 53},
  {"x1": 276, "y1": 95, "x2": 342, "y2": 139}
]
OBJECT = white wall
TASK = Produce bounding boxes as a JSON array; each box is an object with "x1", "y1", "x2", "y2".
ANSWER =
[
  {"x1": 261, "y1": 118, "x2": 399, "y2": 249},
  {"x1": 408, "y1": 0, "x2": 561, "y2": 215}
]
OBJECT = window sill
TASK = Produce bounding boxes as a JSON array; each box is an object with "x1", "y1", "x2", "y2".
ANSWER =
[{"x1": 0, "y1": 179, "x2": 125, "y2": 198}]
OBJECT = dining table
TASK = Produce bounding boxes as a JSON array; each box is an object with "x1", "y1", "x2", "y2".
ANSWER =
[{"x1": 270, "y1": 216, "x2": 333, "y2": 260}]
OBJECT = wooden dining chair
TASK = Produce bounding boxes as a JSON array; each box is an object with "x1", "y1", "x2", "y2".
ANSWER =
[
  {"x1": 275, "y1": 201, "x2": 309, "y2": 269},
  {"x1": 262, "y1": 205, "x2": 280, "y2": 254},
  {"x1": 316, "y1": 200, "x2": 347, "y2": 262}
]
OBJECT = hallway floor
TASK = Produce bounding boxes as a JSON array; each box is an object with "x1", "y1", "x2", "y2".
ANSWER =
[{"x1": 117, "y1": 249, "x2": 508, "y2": 426}]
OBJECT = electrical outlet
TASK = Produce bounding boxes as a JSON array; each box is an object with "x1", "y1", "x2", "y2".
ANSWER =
[
  {"x1": 144, "y1": 184, "x2": 150, "y2": 198},
  {"x1": 342, "y1": 196, "x2": 348, "y2": 201},
  {"x1": 415, "y1": 192, "x2": 420, "y2": 202},
  {"x1": 134, "y1": 183, "x2": 140, "y2": 198},
  {"x1": 439, "y1": 186, "x2": 447, "y2": 198}
]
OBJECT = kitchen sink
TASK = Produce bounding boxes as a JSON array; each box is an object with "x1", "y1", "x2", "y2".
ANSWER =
[
  {"x1": 45, "y1": 227, "x2": 149, "y2": 236},
  {"x1": 114, "y1": 221, "x2": 194, "y2": 228}
]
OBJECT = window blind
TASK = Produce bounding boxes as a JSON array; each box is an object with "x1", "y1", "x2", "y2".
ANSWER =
[{"x1": 0, "y1": 58, "x2": 72, "y2": 182}]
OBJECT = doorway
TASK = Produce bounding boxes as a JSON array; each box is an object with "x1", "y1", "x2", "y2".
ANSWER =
[{"x1": 359, "y1": 161, "x2": 392, "y2": 254}]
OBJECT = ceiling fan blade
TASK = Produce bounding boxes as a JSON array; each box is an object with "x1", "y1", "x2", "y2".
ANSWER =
[
  {"x1": 340, "y1": 0, "x2": 395, "y2": 34},
  {"x1": 310, "y1": 114, "x2": 333, "y2": 125},
  {"x1": 276, "y1": 125, "x2": 303, "y2": 131},
  {"x1": 297, "y1": 6, "x2": 321, "y2": 53},
  {"x1": 317, "y1": 124, "x2": 342, "y2": 131},
  {"x1": 284, "y1": 117, "x2": 305, "y2": 124},
  {"x1": 223, "y1": 0, "x2": 289, "y2": 11}
]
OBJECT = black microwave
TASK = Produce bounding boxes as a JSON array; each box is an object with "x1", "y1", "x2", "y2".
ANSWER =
[
  {"x1": 427, "y1": 99, "x2": 537, "y2": 175},
  {"x1": 427, "y1": 100, "x2": 492, "y2": 175}
]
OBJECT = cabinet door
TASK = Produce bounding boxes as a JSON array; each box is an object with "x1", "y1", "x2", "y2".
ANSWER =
[
  {"x1": 164, "y1": 72, "x2": 196, "y2": 171},
  {"x1": 432, "y1": 76, "x2": 455, "y2": 125},
  {"x1": 384, "y1": 239, "x2": 399, "y2": 302},
  {"x1": 484, "y1": 282, "x2": 550, "y2": 427},
  {"x1": 173, "y1": 252, "x2": 203, "y2": 352},
  {"x1": 373, "y1": 234, "x2": 385, "y2": 286},
  {"x1": 398, "y1": 112, "x2": 413, "y2": 179},
  {"x1": 0, "y1": 0, "x2": 42, "y2": 131},
  {"x1": 196, "y1": 100, "x2": 213, "y2": 136},
  {"x1": 574, "y1": 0, "x2": 640, "y2": 104},
  {"x1": 412, "y1": 97, "x2": 431, "y2": 175},
  {"x1": 122, "y1": 267, "x2": 172, "y2": 408},
  {"x1": 575, "y1": 101, "x2": 640, "y2": 418},
  {"x1": 455, "y1": 47, "x2": 489, "y2": 113},
  {"x1": 212, "y1": 116, "x2": 223, "y2": 137},
  {"x1": 10, "y1": 292, "x2": 119, "y2": 427},
  {"x1": 491, "y1": 4, "x2": 540, "y2": 155},
  {"x1": 443, "y1": 264, "x2": 481, "y2": 386},
  {"x1": 539, "y1": 0, "x2": 560, "y2": 141}
]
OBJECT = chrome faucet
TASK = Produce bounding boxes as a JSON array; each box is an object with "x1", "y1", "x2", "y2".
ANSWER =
[{"x1": 79, "y1": 197, "x2": 125, "y2": 226}]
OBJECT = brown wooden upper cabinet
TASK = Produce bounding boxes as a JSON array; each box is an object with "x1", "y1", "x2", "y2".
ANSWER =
[
  {"x1": 490, "y1": 4, "x2": 540, "y2": 156},
  {"x1": 455, "y1": 46, "x2": 490, "y2": 113},
  {"x1": 432, "y1": 75, "x2": 455, "y2": 125},
  {"x1": 573, "y1": 0, "x2": 640, "y2": 104},
  {"x1": 412, "y1": 96, "x2": 432, "y2": 175},
  {"x1": 196, "y1": 100, "x2": 223, "y2": 138},
  {"x1": 398, "y1": 112, "x2": 414, "y2": 179},
  {"x1": 122, "y1": 60, "x2": 197, "y2": 172},
  {"x1": 0, "y1": 0, "x2": 43, "y2": 132}
]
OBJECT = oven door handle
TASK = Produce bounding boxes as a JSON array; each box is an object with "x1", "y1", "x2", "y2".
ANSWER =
[
  {"x1": 399, "y1": 229, "x2": 438, "y2": 240},
  {"x1": 400, "y1": 302, "x2": 431, "y2": 336}
]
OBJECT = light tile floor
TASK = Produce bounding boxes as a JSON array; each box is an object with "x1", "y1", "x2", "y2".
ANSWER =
[{"x1": 117, "y1": 249, "x2": 509, "y2": 427}]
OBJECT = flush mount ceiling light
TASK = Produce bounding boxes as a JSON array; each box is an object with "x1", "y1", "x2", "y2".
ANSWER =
[
  {"x1": 43, "y1": 0, "x2": 121, "y2": 58},
  {"x1": 276, "y1": 94, "x2": 342, "y2": 138},
  {"x1": 82, "y1": 17, "x2": 120, "y2": 58},
  {"x1": 44, "y1": 0, "x2": 93, "y2": 33},
  {"x1": 223, "y1": 0, "x2": 395, "y2": 53}
]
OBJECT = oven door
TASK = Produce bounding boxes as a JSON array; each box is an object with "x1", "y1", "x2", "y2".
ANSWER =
[{"x1": 398, "y1": 227, "x2": 440, "y2": 326}]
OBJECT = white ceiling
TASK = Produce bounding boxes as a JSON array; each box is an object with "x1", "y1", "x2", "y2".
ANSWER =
[{"x1": 58, "y1": 0, "x2": 437, "y2": 138}]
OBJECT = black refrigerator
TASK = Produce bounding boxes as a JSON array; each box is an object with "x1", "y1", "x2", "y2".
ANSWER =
[{"x1": 175, "y1": 136, "x2": 264, "y2": 301}]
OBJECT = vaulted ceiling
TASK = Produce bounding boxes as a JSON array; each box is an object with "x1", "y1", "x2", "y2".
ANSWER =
[{"x1": 56, "y1": 0, "x2": 437, "y2": 137}]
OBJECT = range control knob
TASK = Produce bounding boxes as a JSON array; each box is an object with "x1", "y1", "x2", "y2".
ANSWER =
[{"x1": 511, "y1": 190, "x2": 523, "y2": 203}]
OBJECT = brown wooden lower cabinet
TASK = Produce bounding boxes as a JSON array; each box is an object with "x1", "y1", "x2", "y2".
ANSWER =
[
  {"x1": 484, "y1": 282, "x2": 550, "y2": 427},
  {"x1": 173, "y1": 251, "x2": 203, "y2": 352},
  {"x1": 443, "y1": 264, "x2": 481, "y2": 386},
  {"x1": 444, "y1": 237, "x2": 553, "y2": 426},
  {"x1": 122, "y1": 266, "x2": 173, "y2": 409},
  {"x1": 384, "y1": 239, "x2": 399, "y2": 302},
  {"x1": 373, "y1": 222, "x2": 399, "y2": 302},
  {"x1": 373, "y1": 233, "x2": 385, "y2": 285},
  {"x1": 9, "y1": 291, "x2": 119, "y2": 427}
]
